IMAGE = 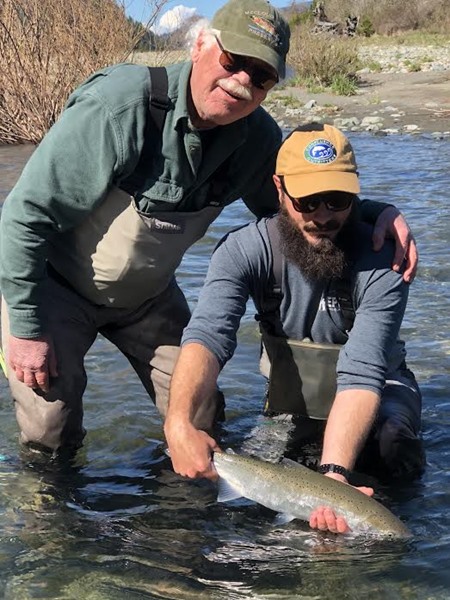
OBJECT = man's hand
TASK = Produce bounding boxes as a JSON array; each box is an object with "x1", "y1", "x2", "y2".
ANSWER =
[
  {"x1": 372, "y1": 206, "x2": 418, "y2": 283},
  {"x1": 8, "y1": 335, "x2": 57, "y2": 393},
  {"x1": 164, "y1": 418, "x2": 221, "y2": 480},
  {"x1": 309, "y1": 475, "x2": 374, "y2": 534}
]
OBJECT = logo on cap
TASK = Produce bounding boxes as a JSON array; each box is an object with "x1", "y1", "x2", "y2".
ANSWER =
[
  {"x1": 247, "y1": 13, "x2": 279, "y2": 46},
  {"x1": 304, "y1": 139, "x2": 337, "y2": 164}
]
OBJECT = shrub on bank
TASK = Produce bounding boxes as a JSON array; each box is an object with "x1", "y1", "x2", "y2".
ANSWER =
[
  {"x1": 318, "y1": 0, "x2": 450, "y2": 35},
  {"x1": 288, "y1": 25, "x2": 360, "y2": 93},
  {"x1": 0, "y1": 0, "x2": 167, "y2": 144}
]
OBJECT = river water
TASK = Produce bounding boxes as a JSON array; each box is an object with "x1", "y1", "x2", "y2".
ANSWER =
[{"x1": 0, "y1": 133, "x2": 449, "y2": 599}]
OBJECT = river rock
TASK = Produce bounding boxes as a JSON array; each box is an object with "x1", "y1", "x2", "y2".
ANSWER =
[
  {"x1": 333, "y1": 117, "x2": 361, "y2": 129},
  {"x1": 361, "y1": 116, "x2": 384, "y2": 127},
  {"x1": 404, "y1": 124, "x2": 420, "y2": 132}
]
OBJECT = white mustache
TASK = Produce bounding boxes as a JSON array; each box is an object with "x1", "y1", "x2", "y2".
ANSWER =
[{"x1": 218, "y1": 78, "x2": 253, "y2": 101}]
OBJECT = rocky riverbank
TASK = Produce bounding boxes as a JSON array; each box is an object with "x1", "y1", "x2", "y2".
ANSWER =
[{"x1": 265, "y1": 43, "x2": 450, "y2": 137}]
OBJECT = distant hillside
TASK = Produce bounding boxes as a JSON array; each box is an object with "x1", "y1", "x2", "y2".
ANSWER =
[
  {"x1": 132, "y1": 2, "x2": 313, "y2": 52},
  {"x1": 280, "y1": 2, "x2": 312, "y2": 15}
]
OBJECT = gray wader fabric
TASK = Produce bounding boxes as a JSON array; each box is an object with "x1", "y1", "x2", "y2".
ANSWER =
[
  {"x1": 260, "y1": 335, "x2": 424, "y2": 479},
  {"x1": 1, "y1": 188, "x2": 225, "y2": 452},
  {"x1": 2, "y1": 280, "x2": 224, "y2": 452},
  {"x1": 47, "y1": 186, "x2": 223, "y2": 308},
  {"x1": 261, "y1": 338, "x2": 424, "y2": 480},
  {"x1": 260, "y1": 332, "x2": 340, "y2": 419},
  {"x1": 356, "y1": 370, "x2": 425, "y2": 480}
]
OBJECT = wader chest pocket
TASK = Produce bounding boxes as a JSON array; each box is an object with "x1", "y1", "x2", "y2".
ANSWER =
[{"x1": 264, "y1": 334, "x2": 342, "y2": 420}]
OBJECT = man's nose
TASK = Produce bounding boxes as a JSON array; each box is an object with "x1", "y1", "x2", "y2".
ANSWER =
[
  {"x1": 232, "y1": 69, "x2": 253, "y2": 87},
  {"x1": 310, "y1": 202, "x2": 332, "y2": 222}
]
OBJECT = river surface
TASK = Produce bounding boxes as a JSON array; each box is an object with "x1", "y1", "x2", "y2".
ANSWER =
[{"x1": 0, "y1": 133, "x2": 449, "y2": 599}]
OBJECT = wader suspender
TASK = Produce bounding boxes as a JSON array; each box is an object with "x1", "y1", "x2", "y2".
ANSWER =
[
  {"x1": 257, "y1": 216, "x2": 283, "y2": 334},
  {"x1": 120, "y1": 67, "x2": 231, "y2": 206},
  {"x1": 120, "y1": 67, "x2": 170, "y2": 197}
]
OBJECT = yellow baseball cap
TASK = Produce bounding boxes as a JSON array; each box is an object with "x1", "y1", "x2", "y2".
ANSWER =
[{"x1": 276, "y1": 123, "x2": 360, "y2": 198}]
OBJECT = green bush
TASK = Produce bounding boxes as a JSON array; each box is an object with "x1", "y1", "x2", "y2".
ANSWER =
[
  {"x1": 364, "y1": 60, "x2": 383, "y2": 72},
  {"x1": 330, "y1": 74, "x2": 358, "y2": 96},
  {"x1": 404, "y1": 59, "x2": 422, "y2": 72},
  {"x1": 357, "y1": 16, "x2": 375, "y2": 37},
  {"x1": 288, "y1": 25, "x2": 360, "y2": 91}
]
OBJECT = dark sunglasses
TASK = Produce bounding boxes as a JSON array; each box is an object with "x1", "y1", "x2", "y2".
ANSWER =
[
  {"x1": 280, "y1": 178, "x2": 355, "y2": 213},
  {"x1": 215, "y1": 36, "x2": 278, "y2": 92}
]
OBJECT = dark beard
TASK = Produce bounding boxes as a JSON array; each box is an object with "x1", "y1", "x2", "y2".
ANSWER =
[{"x1": 277, "y1": 204, "x2": 359, "y2": 281}]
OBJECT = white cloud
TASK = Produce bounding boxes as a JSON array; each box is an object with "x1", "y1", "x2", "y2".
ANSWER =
[{"x1": 151, "y1": 5, "x2": 197, "y2": 35}]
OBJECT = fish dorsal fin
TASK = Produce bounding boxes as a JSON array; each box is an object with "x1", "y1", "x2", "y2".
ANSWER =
[
  {"x1": 280, "y1": 458, "x2": 304, "y2": 469},
  {"x1": 217, "y1": 477, "x2": 243, "y2": 503}
]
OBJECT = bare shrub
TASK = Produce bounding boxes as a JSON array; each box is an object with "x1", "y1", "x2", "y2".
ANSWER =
[
  {"x1": 289, "y1": 24, "x2": 360, "y2": 88},
  {"x1": 0, "y1": 0, "x2": 169, "y2": 144},
  {"x1": 419, "y1": 0, "x2": 450, "y2": 33},
  {"x1": 371, "y1": 1, "x2": 420, "y2": 35},
  {"x1": 129, "y1": 50, "x2": 189, "y2": 67},
  {"x1": 319, "y1": 0, "x2": 450, "y2": 34},
  {"x1": 128, "y1": 15, "x2": 204, "y2": 67}
]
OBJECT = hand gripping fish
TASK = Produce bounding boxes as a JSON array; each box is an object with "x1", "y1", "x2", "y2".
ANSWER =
[{"x1": 213, "y1": 451, "x2": 411, "y2": 539}]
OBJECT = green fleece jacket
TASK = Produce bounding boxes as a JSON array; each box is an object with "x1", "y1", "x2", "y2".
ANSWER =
[{"x1": 0, "y1": 61, "x2": 388, "y2": 338}]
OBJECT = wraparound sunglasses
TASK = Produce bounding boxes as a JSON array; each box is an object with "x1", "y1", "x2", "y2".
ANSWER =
[
  {"x1": 280, "y1": 177, "x2": 355, "y2": 213},
  {"x1": 215, "y1": 36, "x2": 279, "y2": 92}
]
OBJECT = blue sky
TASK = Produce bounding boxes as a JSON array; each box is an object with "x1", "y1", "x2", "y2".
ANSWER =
[{"x1": 126, "y1": 1, "x2": 290, "y2": 31}]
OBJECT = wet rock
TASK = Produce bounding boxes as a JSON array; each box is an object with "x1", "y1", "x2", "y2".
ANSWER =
[
  {"x1": 404, "y1": 124, "x2": 420, "y2": 132},
  {"x1": 366, "y1": 123, "x2": 383, "y2": 132},
  {"x1": 361, "y1": 116, "x2": 384, "y2": 127},
  {"x1": 333, "y1": 117, "x2": 361, "y2": 129}
]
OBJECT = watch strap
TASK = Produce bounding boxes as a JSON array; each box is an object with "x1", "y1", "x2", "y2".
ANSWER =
[{"x1": 318, "y1": 463, "x2": 351, "y2": 479}]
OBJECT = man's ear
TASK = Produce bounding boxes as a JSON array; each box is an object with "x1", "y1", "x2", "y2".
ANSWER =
[
  {"x1": 273, "y1": 174, "x2": 285, "y2": 204},
  {"x1": 273, "y1": 174, "x2": 283, "y2": 192},
  {"x1": 191, "y1": 30, "x2": 205, "y2": 63}
]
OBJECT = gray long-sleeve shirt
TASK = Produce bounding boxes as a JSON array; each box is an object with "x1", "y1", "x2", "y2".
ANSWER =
[{"x1": 182, "y1": 216, "x2": 409, "y2": 395}]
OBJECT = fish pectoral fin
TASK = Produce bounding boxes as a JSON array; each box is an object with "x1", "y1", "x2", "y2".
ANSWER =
[
  {"x1": 274, "y1": 512, "x2": 297, "y2": 526},
  {"x1": 217, "y1": 477, "x2": 243, "y2": 503}
]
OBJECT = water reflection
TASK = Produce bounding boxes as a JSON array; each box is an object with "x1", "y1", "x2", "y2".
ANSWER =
[
  {"x1": 0, "y1": 134, "x2": 449, "y2": 597},
  {"x1": 0, "y1": 144, "x2": 34, "y2": 205}
]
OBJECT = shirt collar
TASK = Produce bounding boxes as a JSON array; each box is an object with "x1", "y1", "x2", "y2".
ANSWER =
[{"x1": 169, "y1": 61, "x2": 192, "y2": 127}]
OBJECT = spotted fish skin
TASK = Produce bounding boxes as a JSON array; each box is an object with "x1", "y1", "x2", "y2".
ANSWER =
[{"x1": 213, "y1": 452, "x2": 411, "y2": 539}]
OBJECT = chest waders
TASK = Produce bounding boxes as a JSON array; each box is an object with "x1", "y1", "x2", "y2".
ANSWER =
[
  {"x1": 257, "y1": 218, "x2": 355, "y2": 420},
  {"x1": 46, "y1": 68, "x2": 227, "y2": 308}
]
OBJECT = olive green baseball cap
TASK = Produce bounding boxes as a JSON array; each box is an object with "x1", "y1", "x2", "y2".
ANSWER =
[{"x1": 211, "y1": 0, "x2": 290, "y2": 78}]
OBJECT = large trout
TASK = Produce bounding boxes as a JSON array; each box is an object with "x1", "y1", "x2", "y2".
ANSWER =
[{"x1": 213, "y1": 451, "x2": 411, "y2": 539}]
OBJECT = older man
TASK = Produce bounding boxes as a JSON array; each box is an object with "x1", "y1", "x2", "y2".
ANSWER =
[
  {"x1": 1, "y1": 0, "x2": 415, "y2": 455},
  {"x1": 164, "y1": 124, "x2": 424, "y2": 534}
]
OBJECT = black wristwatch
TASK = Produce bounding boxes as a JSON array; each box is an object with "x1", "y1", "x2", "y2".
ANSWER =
[{"x1": 318, "y1": 463, "x2": 351, "y2": 480}]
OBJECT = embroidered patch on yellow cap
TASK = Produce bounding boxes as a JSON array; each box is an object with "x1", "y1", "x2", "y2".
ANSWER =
[{"x1": 276, "y1": 123, "x2": 360, "y2": 199}]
